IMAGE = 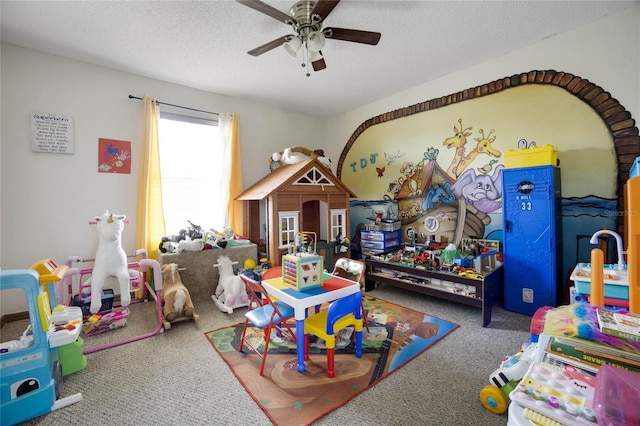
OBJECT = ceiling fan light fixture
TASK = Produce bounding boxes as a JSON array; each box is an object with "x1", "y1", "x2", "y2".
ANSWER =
[
  {"x1": 284, "y1": 36, "x2": 302, "y2": 57},
  {"x1": 308, "y1": 50, "x2": 323, "y2": 62},
  {"x1": 306, "y1": 31, "x2": 325, "y2": 52}
]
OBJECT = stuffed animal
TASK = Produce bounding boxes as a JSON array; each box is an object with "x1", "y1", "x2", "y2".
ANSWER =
[
  {"x1": 177, "y1": 237, "x2": 204, "y2": 252},
  {"x1": 281, "y1": 147, "x2": 310, "y2": 164},
  {"x1": 213, "y1": 255, "x2": 248, "y2": 310},
  {"x1": 160, "y1": 263, "x2": 195, "y2": 322},
  {"x1": 90, "y1": 211, "x2": 130, "y2": 314}
]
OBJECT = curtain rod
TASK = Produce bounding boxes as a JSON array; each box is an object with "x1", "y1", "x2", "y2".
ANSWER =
[{"x1": 128, "y1": 95, "x2": 219, "y2": 116}]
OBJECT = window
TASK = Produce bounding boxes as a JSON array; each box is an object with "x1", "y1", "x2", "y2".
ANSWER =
[
  {"x1": 330, "y1": 209, "x2": 346, "y2": 242},
  {"x1": 278, "y1": 211, "x2": 299, "y2": 249},
  {"x1": 158, "y1": 113, "x2": 226, "y2": 235}
]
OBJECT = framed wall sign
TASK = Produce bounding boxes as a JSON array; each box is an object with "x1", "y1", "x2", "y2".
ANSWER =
[{"x1": 31, "y1": 112, "x2": 74, "y2": 153}]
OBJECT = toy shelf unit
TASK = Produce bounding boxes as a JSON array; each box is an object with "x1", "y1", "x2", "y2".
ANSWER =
[
  {"x1": 60, "y1": 249, "x2": 164, "y2": 354},
  {"x1": 364, "y1": 256, "x2": 503, "y2": 327},
  {"x1": 282, "y1": 253, "x2": 324, "y2": 291}
]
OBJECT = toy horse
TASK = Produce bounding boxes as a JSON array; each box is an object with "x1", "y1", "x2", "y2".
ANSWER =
[{"x1": 90, "y1": 211, "x2": 130, "y2": 314}]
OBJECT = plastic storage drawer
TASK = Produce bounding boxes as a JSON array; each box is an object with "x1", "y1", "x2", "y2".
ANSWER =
[{"x1": 361, "y1": 229, "x2": 401, "y2": 242}]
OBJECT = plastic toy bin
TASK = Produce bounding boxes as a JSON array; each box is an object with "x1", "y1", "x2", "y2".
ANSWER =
[
  {"x1": 504, "y1": 144, "x2": 558, "y2": 169},
  {"x1": 593, "y1": 365, "x2": 640, "y2": 426},
  {"x1": 72, "y1": 289, "x2": 114, "y2": 316},
  {"x1": 81, "y1": 307, "x2": 129, "y2": 336}
]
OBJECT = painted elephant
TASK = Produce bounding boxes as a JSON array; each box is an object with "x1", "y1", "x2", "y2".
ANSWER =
[{"x1": 451, "y1": 165, "x2": 504, "y2": 213}]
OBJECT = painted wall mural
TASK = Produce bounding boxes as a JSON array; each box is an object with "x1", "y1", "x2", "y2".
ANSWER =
[{"x1": 337, "y1": 70, "x2": 639, "y2": 278}]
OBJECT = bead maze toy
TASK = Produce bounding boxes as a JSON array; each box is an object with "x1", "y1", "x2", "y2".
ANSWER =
[{"x1": 1, "y1": 261, "x2": 83, "y2": 426}]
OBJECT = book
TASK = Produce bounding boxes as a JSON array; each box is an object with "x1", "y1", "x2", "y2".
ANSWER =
[
  {"x1": 541, "y1": 347, "x2": 599, "y2": 375},
  {"x1": 555, "y1": 334, "x2": 640, "y2": 362},
  {"x1": 597, "y1": 308, "x2": 640, "y2": 343},
  {"x1": 548, "y1": 336, "x2": 640, "y2": 373}
]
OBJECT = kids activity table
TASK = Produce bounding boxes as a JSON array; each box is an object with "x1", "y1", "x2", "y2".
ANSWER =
[{"x1": 261, "y1": 271, "x2": 360, "y2": 373}]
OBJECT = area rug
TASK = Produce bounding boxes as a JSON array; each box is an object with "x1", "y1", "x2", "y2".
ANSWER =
[{"x1": 204, "y1": 295, "x2": 458, "y2": 426}]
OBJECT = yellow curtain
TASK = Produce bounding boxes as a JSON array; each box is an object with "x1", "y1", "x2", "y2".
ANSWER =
[
  {"x1": 224, "y1": 113, "x2": 244, "y2": 235},
  {"x1": 136, "y1": 95, "x2": 166, "y2": 259}
]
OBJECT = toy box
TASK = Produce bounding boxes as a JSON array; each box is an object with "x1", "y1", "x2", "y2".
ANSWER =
[
  {"x1": 504, "y1": 144, "x2": 558, "y2": 169},
  {"x1": 593, "y1": 365, "x2": 640, "y2": 426},
  {"x1": 282, "y1": 253, "x2": 324, "y2": 291},
  {"x1": 72, "y1": 289, "x2": 114, "y2": 316}
]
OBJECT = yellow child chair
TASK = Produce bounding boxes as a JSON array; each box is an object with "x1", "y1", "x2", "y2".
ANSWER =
[
  {"x1": 304, "y1": 291, "x2": 363, "y2": 378},
  {"x1": 331, "y1": 258, "x2": 369, "y2": 333},
  {"x1": 239, "y1": 274, "x2": 296, "y2": 376}
]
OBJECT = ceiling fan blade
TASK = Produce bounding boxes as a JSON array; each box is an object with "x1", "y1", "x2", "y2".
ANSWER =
[
  {"x1": 248, "y1": 35, "x2": 291, "y2": 56},
  {"x1": 310, "y1": 0, "x2": 340, "y2": 22},
  {"x1": 312, "y1": 57, "x2": 327, "y2": 72},
  {"x1": 236, "y1": 0, "x2": 296, "y2": 25},
  {"x1": 323, "y1": 27, "x2": 381, "y2": 45}
]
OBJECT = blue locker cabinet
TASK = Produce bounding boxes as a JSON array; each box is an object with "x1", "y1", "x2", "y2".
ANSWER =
[{"x1": 502, "y1": 165, "x2": 563, "y2": 315}]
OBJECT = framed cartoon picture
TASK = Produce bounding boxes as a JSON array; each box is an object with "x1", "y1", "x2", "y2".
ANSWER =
[{"x1": 98, "y1": 138, "x2": 131, "y2": 174}]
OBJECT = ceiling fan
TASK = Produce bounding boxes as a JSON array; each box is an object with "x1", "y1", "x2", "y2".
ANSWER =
[{"x1": 237, "y1": 0, "x2": 381, "y2": 76}]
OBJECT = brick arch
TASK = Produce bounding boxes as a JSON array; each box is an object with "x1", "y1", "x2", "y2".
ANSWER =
[{"x1": 336, "y1": 69, "x2": 639, "y2": 235}]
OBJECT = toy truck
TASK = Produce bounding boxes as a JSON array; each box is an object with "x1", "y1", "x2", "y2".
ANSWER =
[{"x1": 1, "y1": 264, "x2": 82, "y2": 425}]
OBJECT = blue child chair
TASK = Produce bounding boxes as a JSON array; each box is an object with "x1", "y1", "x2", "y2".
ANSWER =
[
  {"x1": 239, "y1": 274, "x2": 296, "y2": 376},
  {"x1": 303, "y1": 291, "x2": 363, "y2": 378}
]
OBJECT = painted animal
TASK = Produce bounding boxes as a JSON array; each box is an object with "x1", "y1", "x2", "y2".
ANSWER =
[
  {"x1": 214, "y1": 255, "x2": 248, "y2": 308},
  {"x1": 453, "y1": 129, "x2": 502, "y2": 177},
  {"x1": 422, "y1": 182, "x2": 456, "y2": 210},
  {"x1": 90, "y1": 211, "x2": 130, "y2": 314},
  {"x1": 443, "y1": 118, "x2": 473, "y2": 178},
  {"x1": 160, "y1": 263, "x2": 195, "y2": 322},
  {"x1": 451, "y1": 165, "x2": 504, "y2": 213}
]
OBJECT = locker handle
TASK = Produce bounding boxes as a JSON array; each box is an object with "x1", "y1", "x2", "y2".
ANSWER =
[{"x1": 505, "y1": 220, "x2": 511, "y2": 233}]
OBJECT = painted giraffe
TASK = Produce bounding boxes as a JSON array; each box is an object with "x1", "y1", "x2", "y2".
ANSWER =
[
  {"x1": 443, "y1": 118, "x2": 473, "y2": 178},
  {"x1": 452, "y1": 128, "x2": 501, "y2": 177}
]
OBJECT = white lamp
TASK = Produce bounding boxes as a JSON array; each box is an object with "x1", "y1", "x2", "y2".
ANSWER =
[
  {"x1": 284, "y1": 36, "x2": 302, "y2": 57},
  {"x1": 308, "y1": 50, "x2": 323, "y2": 62},
  {"x1": 306, "y1": 31, "x2": 325, "y2": 52}
]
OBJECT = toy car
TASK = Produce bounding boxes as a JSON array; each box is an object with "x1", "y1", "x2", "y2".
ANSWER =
[{"x1": 459, "y1": 270, "x2": 483, "y2": 279}]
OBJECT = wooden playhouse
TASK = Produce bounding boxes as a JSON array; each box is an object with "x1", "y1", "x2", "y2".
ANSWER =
[{"x1": 236, "y1": 157, "x2": 356, "y2": 268}]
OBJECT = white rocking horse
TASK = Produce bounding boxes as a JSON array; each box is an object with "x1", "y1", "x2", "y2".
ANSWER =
[{"x1": 90, "y1": 211, "x2": 131, "y2": 314}]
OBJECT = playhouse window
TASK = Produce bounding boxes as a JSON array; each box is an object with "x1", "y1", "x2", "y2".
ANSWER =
[
  {"x1": 278, "y1": 211, "x2": 299, "y2": 248},
  {"x1": 330, "y1": 209, "x2": 346, "y2": 242}
]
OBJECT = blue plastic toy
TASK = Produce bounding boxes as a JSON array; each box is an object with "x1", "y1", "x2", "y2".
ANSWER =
[{"x1": 1, "y1": 266, "x2": 82, "y2": 425}]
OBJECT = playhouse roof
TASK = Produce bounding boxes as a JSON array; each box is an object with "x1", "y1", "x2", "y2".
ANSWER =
[{"x1": 236, "y1": 157, "x2": 357, "y2": 201}]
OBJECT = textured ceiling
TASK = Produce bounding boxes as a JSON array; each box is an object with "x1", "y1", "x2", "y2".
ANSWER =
[{"x1": 1, "y1": 1, "x2": 633, "y2": 118}]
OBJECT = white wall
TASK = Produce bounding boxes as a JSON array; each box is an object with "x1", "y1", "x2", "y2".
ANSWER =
[
  {"x1": 0, "y1": 44, "x2": 325, "y2": 312},
  {"x1": 324, "y1": 4, "x2": 640, "y2": 165}
]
